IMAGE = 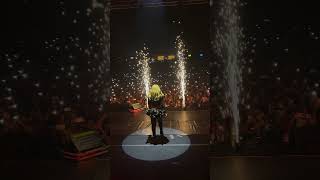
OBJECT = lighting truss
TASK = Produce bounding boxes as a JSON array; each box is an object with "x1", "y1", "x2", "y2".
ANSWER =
[{"x1": 109, "y1": 0, "x2": 209, "y2": 10}]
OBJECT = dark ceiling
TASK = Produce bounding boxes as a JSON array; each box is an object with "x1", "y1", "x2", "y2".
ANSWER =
[{"x1": 110, "y1": 0, "x2": 208, "y2": 10}]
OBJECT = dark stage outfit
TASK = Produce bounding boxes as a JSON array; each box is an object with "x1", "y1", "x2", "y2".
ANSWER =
[{"x1": 146, "y1": 96, "x2": 166, "y2": 137}]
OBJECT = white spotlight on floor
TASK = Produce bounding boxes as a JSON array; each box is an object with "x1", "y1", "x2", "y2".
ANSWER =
[{"x1": 122, "y1": 128, "x2": 191, "y2": 161}]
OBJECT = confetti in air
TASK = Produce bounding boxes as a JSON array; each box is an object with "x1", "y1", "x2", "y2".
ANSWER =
[
  {"x1": 0, "y1": 0, "x2": 111, "y2": 119},
  {"x1": 175, "y1": 35, "x2": 188, "y2": 109},
  {"x1": 136, "y1": 46, "x2": 151, "y2": 108}
]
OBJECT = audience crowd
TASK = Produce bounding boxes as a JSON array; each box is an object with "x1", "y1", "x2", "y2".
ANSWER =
[{"x1": 210, "y1": 63, "x2": 320, "y2": 151}]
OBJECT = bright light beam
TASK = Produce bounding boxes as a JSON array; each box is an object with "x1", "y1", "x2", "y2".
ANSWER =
[
  {"x1": 136, "y1": 46, "x2": 151, "y2": 108},
  {"x1": 214, "y1": 0, "x2": 243, "y2": 146},
  {"x1": 176, "y1": 35, "x2": 188, "y2": 109}
]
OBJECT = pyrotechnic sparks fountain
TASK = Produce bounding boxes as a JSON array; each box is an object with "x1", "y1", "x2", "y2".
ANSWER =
[
  {"x1": 175, "y1": 35, "x2": 188, "y2": 109},
  {"x1": 136, "y1": 46, "x2": 151, "y2": 108},
  {"x1": 214, "y1": 0, "x2": 243, "y2": 146}
]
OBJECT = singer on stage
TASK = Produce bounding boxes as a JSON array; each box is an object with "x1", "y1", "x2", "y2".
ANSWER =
[{"x1": 146, "y1": 84, "x2": 166, "y2": 138}]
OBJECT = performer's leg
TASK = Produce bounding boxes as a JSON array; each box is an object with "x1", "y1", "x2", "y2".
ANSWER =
[
  {"x1": 158, "y1": 118, "x2": 164, "y2": 136},
  {"x1": 151, "y1": 118, "x2": 157, "y2": 137}
]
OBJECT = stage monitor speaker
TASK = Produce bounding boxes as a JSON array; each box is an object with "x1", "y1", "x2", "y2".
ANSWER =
[
  {"x1": 71, "y1": 130, "x2": 104, "y2": 152},
  {"x1": 131, "y1": 103, "x2": 143, "y2": 110}
]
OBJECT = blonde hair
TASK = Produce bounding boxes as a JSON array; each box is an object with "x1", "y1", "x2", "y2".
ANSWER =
[{"x1": 147, "y1": 84, "x2": 165, "y2": 101}]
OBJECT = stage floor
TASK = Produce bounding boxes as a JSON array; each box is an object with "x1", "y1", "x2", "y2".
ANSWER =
[
  {"x1": 210, "y1": 155, "x2": 320, "y2": 180},
  {"x1": 2, "y1": 111, "x2": 319, "y2": 180},
  {"x1": 110, "y1": 110, "x2": 210, "y2": 180},
  {"x1": 109, "y1": 110, "x2": 210, "y2": 136},
  {"x1": 1, "y1": 157, "x2": 111, "y2": 180}
]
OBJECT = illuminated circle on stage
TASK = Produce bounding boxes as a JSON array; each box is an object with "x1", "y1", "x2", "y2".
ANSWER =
[{"x1": 121, "y1": 128, "x2": 191, "y2": 161}]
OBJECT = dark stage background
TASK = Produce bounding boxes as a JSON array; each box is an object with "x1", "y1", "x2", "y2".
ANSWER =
[{"x1": 0, "y1": 0, "x2": 320, "y2": 180}]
